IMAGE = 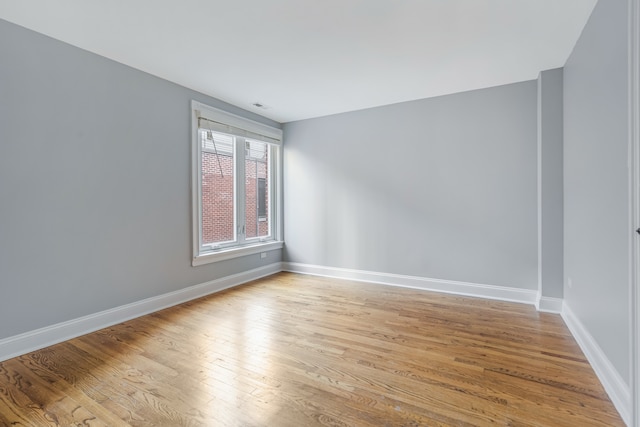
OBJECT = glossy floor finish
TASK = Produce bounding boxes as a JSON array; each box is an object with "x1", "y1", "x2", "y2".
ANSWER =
[{"x1": 0, "y1": 272, "x2": 625, "y2": 426}]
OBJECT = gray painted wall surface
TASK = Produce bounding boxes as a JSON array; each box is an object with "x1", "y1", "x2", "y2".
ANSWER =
[
  {"x1": 563, "y1": 0, "x2": 630, "y2": 383},
  {"x1": 283, "y1": 82, "x2": 538, "y2": 289},
  {"x1": 0, "y1": 19, "x2": 282, "y2": 340},
  {"x1": 538, "y1": 68, "x2": 564, "y2": 299}
]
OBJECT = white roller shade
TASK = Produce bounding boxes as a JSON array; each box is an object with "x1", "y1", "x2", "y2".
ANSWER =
[{"x1": 193, "y1": 101, "x2": 282, "y2": 146}]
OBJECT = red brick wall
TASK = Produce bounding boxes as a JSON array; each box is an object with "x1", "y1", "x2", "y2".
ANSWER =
[
  {"x1": 201, "y1": 152, "x2": 270, "y2": 245},
  {"x1": 202, "y1": 152, "x2": 234, "y2": 244}
]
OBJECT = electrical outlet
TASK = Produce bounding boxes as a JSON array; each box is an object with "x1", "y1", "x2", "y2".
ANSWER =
[
  {"x1": 260, "y1": 252, "x2": 267, "y2": 259},
  {"x1": 567, "y1": 277, "x2": 572, "y2": 289}
]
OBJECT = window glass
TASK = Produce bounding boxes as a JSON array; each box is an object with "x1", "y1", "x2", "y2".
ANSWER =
[
  {"x1": 200, "y1": 130, "x2": 236, "y2": 246},
  {"x1": 245, "y1": 140, "x2": 270, "y2": 239}
]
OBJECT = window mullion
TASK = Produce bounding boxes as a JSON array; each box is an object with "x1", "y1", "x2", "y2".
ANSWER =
[{"x1": 236, "y1": 137, "x2": 246, "y2": 245}]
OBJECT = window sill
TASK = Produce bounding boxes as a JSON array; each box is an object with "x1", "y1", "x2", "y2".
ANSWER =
[{"x1": 192, "y1": 240, "x2": 284, "y2": 266}]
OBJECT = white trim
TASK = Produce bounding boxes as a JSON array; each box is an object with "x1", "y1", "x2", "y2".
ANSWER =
[
  {"x1": 282, "y1": 262, "x2": 538, "y2": 305},
  {"x1": 562, "y1": 302, "x2": 632, "y2": 425},
  {"x1": 629, "y1": 0, "x2": 640, "y2": 425},
  {"x1": 192, "y1": 241, "x2": 283, "y2": 266},
  {"x1": 537, "y1": 71, "x2": 544, "y2": 305},
  {"x1": 192, "y1": 104, "x2": 200, "y2": 268},
  {"x1": 275, "y1": 142, "x2": 284, "y2": 251},
  {"x1": 0, "y1": 262, "x2": 282, "y2": 363},
  {"x1": 535, "y1": 294, "x2": 563, "y2": 313},
  {"x1": 191, "y1": 100, "x2": 283, "y2": 265}
]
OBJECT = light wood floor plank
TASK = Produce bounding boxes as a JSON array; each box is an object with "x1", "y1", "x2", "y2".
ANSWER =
[{"x1": 0, "y1": 272, "x2": 625, "y2": 426}]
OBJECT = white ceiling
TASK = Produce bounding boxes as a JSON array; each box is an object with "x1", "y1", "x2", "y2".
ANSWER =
[{"x1": 0, "y1": 0, "x2": 597, "y2": 123}]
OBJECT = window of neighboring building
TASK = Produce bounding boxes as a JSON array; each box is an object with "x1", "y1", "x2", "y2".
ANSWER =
[
  {"x1": 257, "y1": 178, "x2": 267, "y2": 220},
  {"x1": 191, "y1": 101, "x2": 282, "y2": 266}
]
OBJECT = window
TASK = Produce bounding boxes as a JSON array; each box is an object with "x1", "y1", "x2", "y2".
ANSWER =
[
  {"x1": 192, "y1": 101, "x2": 282, "y2": 266},
  {"x1": 257, "y1": 178, "x2": 267, "y2": 219}
]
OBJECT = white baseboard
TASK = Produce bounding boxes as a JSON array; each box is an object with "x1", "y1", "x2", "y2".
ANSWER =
[
  {"x1": 0, "y1": 262, "x2": 282, "y2": 363},
  {"x1": 282, "y1": 262, "x2": 538, "y2": 305},
  {"x1": 561, "y1": 302, "x2": 631, "y2": 426},
  {"x1": 535, "y1": 294, "x2": 563, "y2": 313}
]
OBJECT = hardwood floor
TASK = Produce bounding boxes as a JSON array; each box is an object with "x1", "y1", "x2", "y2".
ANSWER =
[{"x1": 0, "y1": 272, "x2": 625, "y2": 426}]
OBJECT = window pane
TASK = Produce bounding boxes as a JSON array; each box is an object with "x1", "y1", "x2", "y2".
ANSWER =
[
  {"x1": 200, "y1": 130, "x2": 235, "y2": 246},
  {"x1": 245, "y1": 139, "x2": 270, "y2": 239},
  {"x1": 258, "y1": 178, "x2": 266, "y2": 218}
]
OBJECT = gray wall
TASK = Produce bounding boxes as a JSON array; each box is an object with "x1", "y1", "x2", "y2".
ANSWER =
[
  {"x1": 283, "y1": 81, "x2": 538, "y2": 289},
  {"x1": 538, "y1": 68, "x2": 564, "y2": 299},
  {"x1": 563, "y1": 0, "x2": 630, "y2": 383},
  {"x1": 0, "y1": 19, "x2": 282, "y2": 340}
]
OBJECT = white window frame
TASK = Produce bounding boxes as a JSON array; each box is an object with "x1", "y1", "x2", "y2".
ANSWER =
[{"x1": 191, "y1": 100, "x2": 283, "y2": 266}]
